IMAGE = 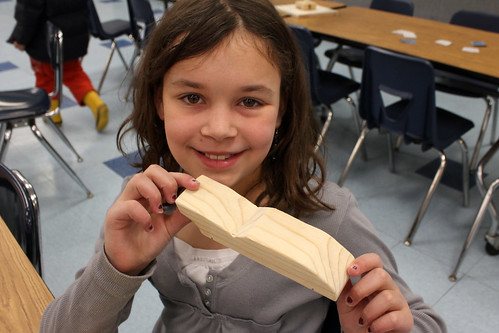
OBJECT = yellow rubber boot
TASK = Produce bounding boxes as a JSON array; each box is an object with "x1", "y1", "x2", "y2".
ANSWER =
[
  {"x1": 46, "y1": 99, "x2": 62, "y2": 126},
  {"x1": 83, "y1": 90, "x2": 109, "y2": 132}
]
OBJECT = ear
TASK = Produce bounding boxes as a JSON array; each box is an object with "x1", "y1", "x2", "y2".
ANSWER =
[{"x1": 155, "y1": 86, "x2": 165, "y2": 121}]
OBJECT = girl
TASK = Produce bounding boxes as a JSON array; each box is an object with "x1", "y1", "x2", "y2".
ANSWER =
[{"x1": 41, "y1": 0, "x2": 446, "y2": 332}]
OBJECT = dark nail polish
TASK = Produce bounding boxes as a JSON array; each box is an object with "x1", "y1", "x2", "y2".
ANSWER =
[
  {"x1": 347, "y1": 296, "x2": 353, "y2": 304},
  {"x1": 359, "y1": 317, "x2": 364, "y2": 326},
  {"x1": 171, "y1": 194, "x2": 177, "y2": 201},
  {"x1": 368, "y1": 327, "x2": 372, "y2": 332}
]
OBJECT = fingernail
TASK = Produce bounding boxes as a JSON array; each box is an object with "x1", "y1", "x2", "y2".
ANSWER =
[
  {"x1": 158, "y1": 203, "x2": 164, "y2": 211},
  {"x1": 351, "y1": 264, "x2": 358, "y2": 271},
  {"x1": 171, "y1": 194, "x2": 177, "y2": 201},
  {"x1": 368, "y1": 327, "x2": 372, "y2": 332},
  {"x1": 347, "y1": 296, "x2": 353, "y2": 304},
  {"x1": 191, "y1": 178, "x2": 199, "y2": 183},
  {"x1": 147, "y1": 224, "x2": 154, "y2": 232},
  {"x1": 359, "y1": 317, "x2": 364, "y2": 326}
]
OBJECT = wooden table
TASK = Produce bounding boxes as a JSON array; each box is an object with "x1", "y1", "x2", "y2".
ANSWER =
[
  {"x1": 285, "y1": 6, "x2": 499, "y2": 85},
  {"x1": 273, "y1": 0, "x2": 346, "y2": 9},
  {"x1": 0, "y1": 217, "x2": 53, "y2": 332}
]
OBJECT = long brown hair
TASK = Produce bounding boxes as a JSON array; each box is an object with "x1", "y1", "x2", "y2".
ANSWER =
[{"x1": 118, "y1": 0, "x2": 332, "y2": 216}]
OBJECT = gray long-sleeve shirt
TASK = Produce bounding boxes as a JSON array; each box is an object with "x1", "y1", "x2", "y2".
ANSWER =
[{"x1": 40, "y1": 181, "x2": 447, "y2": 332}]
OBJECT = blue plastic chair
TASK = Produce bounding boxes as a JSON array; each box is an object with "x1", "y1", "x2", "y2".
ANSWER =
[
  {"x1": 87, "y1": 0, "x2": 134, "y2": 93},
  {"x1": 290, "y1": 25, "x2": 360, "y2": 150},
  {"x1": 435, "y1": 10, "x2": 499, "y2": 172},
  {"x1": 324, "y1": 0, "x2": 414, "y2": 74},
  {"x1": 338, "y1": 47, "x2": 474, "y2": 246},
  {"x1": 0, "y1": 162, "x2": 42, "y2": 276}
]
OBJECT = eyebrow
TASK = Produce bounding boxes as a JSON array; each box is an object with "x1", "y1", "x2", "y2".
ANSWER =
[{"x1": 170, "y1": 79, "x2": 276, "y2": 96}]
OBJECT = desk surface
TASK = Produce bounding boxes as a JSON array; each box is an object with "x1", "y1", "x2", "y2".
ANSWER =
[
  {"x1": 0, "y1": 217, "x2": 53, "y2": 332},
  {"x1": 285, "y1": 6, "x2": 499, "y2": 84},
  {"x1": 272, "y1": 0, "x2": 345, "y2": 9}
]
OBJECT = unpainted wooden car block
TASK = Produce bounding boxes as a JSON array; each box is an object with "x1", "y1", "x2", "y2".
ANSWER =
[
  {"x1": 295, "y1": 0, "x2": 317, "y2": 10},
  {"x1": 175, "y1": 175, "x2": 354, "y2": 301}
]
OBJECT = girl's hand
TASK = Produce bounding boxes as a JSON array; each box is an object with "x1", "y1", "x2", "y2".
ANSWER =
[
  {"x1": 337, "y1": 253, "x2": 413, "y2": 333},
  {"x1": 13, "y1": 41, "x2": 25, "y2": 51},
  {"x1": 103, "y1": 165, "x2": 200, "y2": 275}
]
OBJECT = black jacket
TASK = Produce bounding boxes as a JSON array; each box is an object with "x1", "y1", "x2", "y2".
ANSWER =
[{"x1": 8, "y1": 0, "x2": 90, "y2": 62}]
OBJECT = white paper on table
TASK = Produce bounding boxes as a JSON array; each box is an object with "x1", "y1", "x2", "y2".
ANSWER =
[
  {"x1": 462, "y1": 46, "x2": 480, "y2": 53},
  {"x1": 435, "y1": 39, "x2": 452, "y2": 46},
  {"x1": 392, "y1": 29, "x2": 417, "y2": 38}
]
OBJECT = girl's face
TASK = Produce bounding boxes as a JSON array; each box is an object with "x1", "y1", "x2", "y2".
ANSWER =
[{"x1": 156, "y1": 31, "x2": 282, "y2": 195}]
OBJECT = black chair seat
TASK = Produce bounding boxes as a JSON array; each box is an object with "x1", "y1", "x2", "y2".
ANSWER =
[
  {"x1": 325, "y1": 47, "x2": 364, "y2": 68},
  {"x1": 99, "y1": 20, "x2": 133, "y2": 40},
  {"x1": 317, "y1": 71, "x2": 361, "y2": 105},
  {"x1": 433, "y1": 108, "x2": 475, "y2": 150},
  {"x1": 0, "y1": 88, "x2": 50, "y2": 121},
  {"x1": 435, "y1": 71, "x2": 499, "y2": 99}
]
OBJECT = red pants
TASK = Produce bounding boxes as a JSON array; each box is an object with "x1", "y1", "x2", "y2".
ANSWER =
[{"x1": 30, "y1": 58, "x2": 95, "y2": 105}]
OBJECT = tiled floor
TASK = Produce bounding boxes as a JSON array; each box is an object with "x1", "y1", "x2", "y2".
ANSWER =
[{"x1": 1, "y1": 1, "x2": 498, "y2": 332}]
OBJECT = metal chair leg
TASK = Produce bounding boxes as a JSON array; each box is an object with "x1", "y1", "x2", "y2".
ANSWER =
[
  {"x1": 404, "y1": 149, "x2": 446, "y2": 246},
  {"x1": 0, "y1": 123, "x2": 12, "y2": 162},
  {"x1": 315, "y1": 105, "x2": 333, "y2": 151},
  {"x1": 325, "y1": 44, "x2": 343, "y2": 72},
  {"x1": 387, "y1": 133, "x2": 395, "y2": 173},
  {"x1": 490, "y1": 97, "x2": 498, "y2": 145},
  {"x1": 449, "y1": 178, "x2": 499, "y2": 281},
  {"x1": 43, "y1": 116, "x2": 83, "y2": 163},
  {"x1": 469, "y1": 96, "x2": 493, "y2": 172},
  {"x1": 338, "y1": 121, "x2": 368, "y2": 186},
  {"x1": 346, "y1": 97, "x2": 367, "y2": 161},
  {"x1": 458, "y1": 138, "x2": 470, "y2": 207},
  {"x1": 29, "y1": 120, "x2": 93, "y2": 198}
]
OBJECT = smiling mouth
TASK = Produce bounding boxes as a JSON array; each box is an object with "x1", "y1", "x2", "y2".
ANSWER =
[{"x1": 201, "y1": 152, "x2": 236, "y2": 160}]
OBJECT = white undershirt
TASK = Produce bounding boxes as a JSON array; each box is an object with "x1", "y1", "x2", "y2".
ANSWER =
[{"x1": 173, "y1": 237, "x2": 239, "y2": 286}]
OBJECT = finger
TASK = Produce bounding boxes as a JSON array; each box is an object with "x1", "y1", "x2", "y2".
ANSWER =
[
  {"x1": 348, "y1": 267, "x2": 397, "y2": 307},
  {"x1": 361, "y1": 289, "x2": 406, "y2": 328},
  {"x1": 120, "y1": 172, "x2": 164, "y2": 213},
  {"x1": 348, "y1": 253, "x2": 383, "y2": 277},
  {"x1": 369, "y1": 308, "x2": 413, "y2": 333},
  {"x1": 107, "y1": 200, "x2": 153, "y2": 231},
  {"x1": 143, "y1": 168, "x2": 199, "y2": 204}
]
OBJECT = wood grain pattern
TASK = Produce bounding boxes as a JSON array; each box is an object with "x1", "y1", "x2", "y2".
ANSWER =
[
  {"x1": 0, "y1": 217, "x2": 53, "y2": 332},
  {"x1": 176, "y1": 175, "x2": 354, "y2": 301}
]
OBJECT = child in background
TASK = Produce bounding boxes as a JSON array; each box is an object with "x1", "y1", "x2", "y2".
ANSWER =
[
  {"x1": 9, "y1": 0, "x2": 109, "y2": 132},
  {"x1": 40, "y1": 0, "x2": 446, "y2": 332}
]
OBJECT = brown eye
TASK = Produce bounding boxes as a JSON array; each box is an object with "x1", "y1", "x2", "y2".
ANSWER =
[
  {"x1": 241, "y1": 98, "x2": 260, "y2": 107},
  {"x1": 184, "y1": 94, "x2": 201, "y2": 104}
]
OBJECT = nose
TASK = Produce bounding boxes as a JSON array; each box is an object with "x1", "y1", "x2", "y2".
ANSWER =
[{"x1": 200, "y1": 105, "x2": 237, "y2": 141}]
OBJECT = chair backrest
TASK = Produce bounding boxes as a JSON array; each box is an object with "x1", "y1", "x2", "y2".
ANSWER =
[
  {"x1": 370, "y1": 0, "x2": 414, "y2": 16},
  {"x1": 0, "y1": 163, "x2": 42, "y2": 276},
  {"x1": 360, "y1": 47, "x2": 437, "y2": 146},
  {"x1": 46, "y1": 22, "x2": 64, "y2": 109},
  {"x1": 450, "y1": 10, "x2": 499, "y2": 33},
  {"x1": 289, "y1": 25, "x2": 322, "y2": 105},
  {"x1": 128, "y1": 0, "x2": 156, "y2": 47},
  {"x1": 87, "y1": 0, "x2": 105, "y2": 38}
]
